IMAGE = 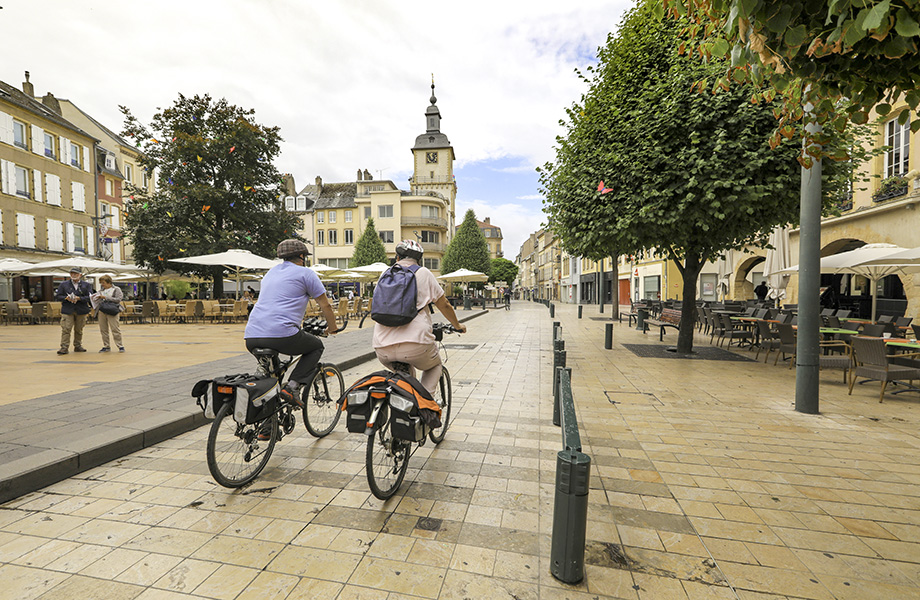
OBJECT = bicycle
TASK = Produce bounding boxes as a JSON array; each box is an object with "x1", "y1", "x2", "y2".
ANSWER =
[
  {"x1": 205, "y1": 318, "x2": 346, "y2": 488},
  {"x1": 348, "y1": 322, "x2": 458, "y2": 500}
]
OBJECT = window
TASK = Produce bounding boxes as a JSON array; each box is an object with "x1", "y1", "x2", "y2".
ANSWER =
[
  {"x1": 73, "y1": 225, "x2": 85, "y2": 253},
  {"x1": 423, "y1": 258, "x2": 439, "y2": 271},
  {"x1": 43, "y1": 132, "x2": 55, "y2": 158},
  {"x1": 295, "y1": 195, "x2": 307, "y2": 211},
  {"x1": 364, "y1": 206, "x2": 371, "y2": 219},
  {"x1": 378, "y1": 205, "x2": 393, "y2": 218},
  {"x1": 105, "y1": 179, "x2": 114, "y2": 196},
  {"x1": 885, "y1": 118, "x2": 910, "y2": 178},
  {"x1": 329, "y1": 211, "x2": 337, "y2": 223},
  {"x1": 141, "y1": 170, "x2": 148, "y2": 190},
  {"x1": 13, "y1": 120, "x2": 27, "y2": 149},
  {"x1": 328, "y1": 229, "x2": 338, "y2": 245},
  {"x1": 421, "y1": 205, "x2": 439, "y2": 219},
  {"x1": 344, "y1": 229, "x2": 354, "y2": 245},
  {"x1": 124, "y1": 163, "x2": 133, "y2": 184},
  {"x1": 316, "y1": 211, "x2": 324, "y2": 223},
  {"x1": 70, "y1": 142, "x2": 82, "y2": 168},
  {"x1": 483, "y1": 229, "x2": 492, "y2": 238},
  {"x1": 14, "y1": 166, "x2": 29, "y2": 198},
  {"x1": 379, "y1": 230, "x2": 394, "y2": 244},
  {"x1": 316, "y1": 230, "x2": 325, "y2": 245},
  {"x1": 109, "y1": 205, "x2": 120, "y2": 228},
  {"x1": 420, "y1": 230, "x2": 439, "y2": 244},
  {"x1": 345, "y1": 210, "x2": 352, "y2": 222}
]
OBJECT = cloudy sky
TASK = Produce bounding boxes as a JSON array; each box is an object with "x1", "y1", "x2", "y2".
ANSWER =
[{"x1": 1, "y1": 0, "x2": 631, "y2": 256}]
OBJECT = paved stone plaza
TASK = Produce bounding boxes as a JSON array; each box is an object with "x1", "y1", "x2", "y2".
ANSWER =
[{"x1": 2, "y1": 302, "x2": 920, "y2": 599}]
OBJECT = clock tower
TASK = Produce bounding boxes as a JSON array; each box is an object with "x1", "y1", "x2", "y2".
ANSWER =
[{"x1": 410, "y1": 81, "x2": 456, "y2": 213}]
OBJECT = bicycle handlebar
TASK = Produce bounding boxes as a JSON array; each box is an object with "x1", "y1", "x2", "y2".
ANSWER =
[
  {"x1": 433, "y1": 322, "x2": 461, "y2": 341},
  {"x1": 303, "y1": 317, "x2": 347, "y2": 337}
]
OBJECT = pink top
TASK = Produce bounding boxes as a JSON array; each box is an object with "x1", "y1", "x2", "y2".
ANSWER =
[{"x1": 373, "y1": 259, "x2": 445, "y2": 348}]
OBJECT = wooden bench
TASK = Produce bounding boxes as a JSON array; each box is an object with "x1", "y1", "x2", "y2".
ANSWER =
[{"x1": 644, "y1": 308, "x2": 682, "y2": 341}]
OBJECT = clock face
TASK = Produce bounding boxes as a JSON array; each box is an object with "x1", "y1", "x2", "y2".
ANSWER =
[{"x1": 426, "y1": 152, "x2": 438, "y2": 164}]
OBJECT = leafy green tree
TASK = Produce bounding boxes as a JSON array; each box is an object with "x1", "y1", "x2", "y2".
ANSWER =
[
  {"x1": 539, "y1": 0, "x2": 856, "y2": 354},
  {"x1": 442, "y1": 210, "x2": 492, "y2": 276},
  {"x1": 350, "y1": 217, "x2": 388, "y2": 267},
  {"x1": 163, "y1": 280, "x2": 192, "y2": 300},
  {"x1": 120, "y1": 94, "x2": 299, "y2": 297},
  {"x1": 489, "y1": 257, "x2": 518, "y2": 285},
  {"x1": 666, "y1": 0, "x2": 920, "y2": 152}
]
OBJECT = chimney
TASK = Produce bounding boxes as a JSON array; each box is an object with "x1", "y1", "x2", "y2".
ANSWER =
[
  {"x1": 22, "y1": 71, "x2": 34, "y2": 97},
  {"x1": 484, "y1": 217, "x2": 490, "y2": 224},
  {"x1": 315, "y1": 176, "x2": 323, "y2": 193},
  {"x1": 41, "y1": 92, "x2": 61, "y2": 115},
  {"x1": 363, "y1": 169, "x2": 372, "y2": 180},
  {"x1": 356, "y1": 169, "x2": 363, "y2": 181}
]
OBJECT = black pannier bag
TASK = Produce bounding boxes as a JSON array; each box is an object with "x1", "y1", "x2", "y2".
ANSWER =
[
  {"x1": 210, "y1": 373, "x2": 280, "y2": 424},
  {"x1": 341, "y1": 370, "x2": 441, "y2": 440}
]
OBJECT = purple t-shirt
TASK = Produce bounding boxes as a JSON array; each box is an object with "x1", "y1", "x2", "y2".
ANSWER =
[{"x1": 244, "y1": 261, "x2": 326, "y2": 338}]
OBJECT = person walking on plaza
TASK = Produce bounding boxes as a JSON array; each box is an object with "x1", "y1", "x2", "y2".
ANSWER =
[
  {"x1": 54, "y1": 267, "x2": 93, "y2": 354},
  {"x1": 92, "y1": 275, "x2": 125, "y2": 353},
  {"x1": 754, "y1": 280, "x2": 769, "y2": 302}
]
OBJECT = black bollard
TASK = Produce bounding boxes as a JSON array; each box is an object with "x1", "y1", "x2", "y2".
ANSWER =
[
  {"x1": 605, "y1": 323, "x2": 613, "y2": 349},
  {"x1": 552, "y1": 351, "x2": 566, "y2": 426},
  {"x1": 550, "y1": 450, "x2": 590, "y2": 583},
  {"x1": 578, "y1": 305, "x2": 583, "y2": 319},
  {"x1": 550, "y1": 303, "x2": 555, "y2": 318}
]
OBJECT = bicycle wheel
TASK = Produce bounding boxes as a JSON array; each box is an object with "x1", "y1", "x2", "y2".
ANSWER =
[
  {"x1": 366, "y1": 405, "x2": 410, "y2": 499},
  {"x1": 428, "y1": 368, "x2": 452, "y2": 444},
  {"x1": 206, "y1": 402, "x2": 278, "y2": 488},
  {"x1": 302, "y1": 364, "x2": 345, "y2": 437}
]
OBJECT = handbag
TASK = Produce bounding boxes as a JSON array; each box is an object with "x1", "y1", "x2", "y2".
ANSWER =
[{"x1": 99, "y1": 301, "x2": 120, "y2": 315}]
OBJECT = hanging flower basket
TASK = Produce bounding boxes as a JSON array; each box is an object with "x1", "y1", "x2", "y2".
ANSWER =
[{"x1": 872, "y1": 176, "x2": 908, "y2": 202}]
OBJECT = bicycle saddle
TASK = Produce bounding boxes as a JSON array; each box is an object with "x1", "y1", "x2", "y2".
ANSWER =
[{"x1": 251, "y1": 348, "x2": 280, "y2": 357}]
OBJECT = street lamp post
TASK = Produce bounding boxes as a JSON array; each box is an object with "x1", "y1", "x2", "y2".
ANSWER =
[{"x1": 89, "y1": 206, "x2": 111, "y2": 260}]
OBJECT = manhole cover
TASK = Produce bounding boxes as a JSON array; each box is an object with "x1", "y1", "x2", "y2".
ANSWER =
[
  {"x1": 623, "y1": 344, "x2": 753, "y2": 362},
  {"x1": 416, "y1": 517, "x2": 442, "y2": 531}
]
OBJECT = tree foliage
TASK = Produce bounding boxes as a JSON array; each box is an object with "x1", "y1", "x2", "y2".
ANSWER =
[
  {"x1": 442, "y1": 209, "x2": 492, "y2": 276},
  {"x1": 350, "y1": 217, "x2": 388, "y2": 267},
  {"x1": 489, "y1": 257, "x2": 519, "y2": 284},
  {"x1": 120, "y1": 94, "x2": 299, "y2": 296},
  {"x1": 666, "y1": 0, "x2": 920, "y2": 156},
  {"x1": 539, "y1": 0, "x2": 855, "y2": 353}
]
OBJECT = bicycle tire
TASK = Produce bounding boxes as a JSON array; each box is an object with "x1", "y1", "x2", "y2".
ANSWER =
[
  {"x1": 302, "y1": 364, "x2": 344, "y2": 437},
  {"x1": 207, "y1": 402, "x2": 278, "y2": 488},
  {"x1": 365, "y1": 405, "x2": 410, "y2": 499},
  {"x1": 428, "y1": 367, "x2": 452, "y2": 444}
]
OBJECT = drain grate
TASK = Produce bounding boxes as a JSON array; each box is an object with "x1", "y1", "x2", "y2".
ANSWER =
[
  {"x1": 623, "y1": 344, "x2": 754, "y2": 362},
  {"x1": 442, "y1": 344, "x2": 478, "y2": 350},
  {"x1": 416, "y1": 517, "x2": 442, "y2": 531}
]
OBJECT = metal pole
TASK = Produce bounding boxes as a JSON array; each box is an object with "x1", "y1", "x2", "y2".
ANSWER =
[
  {"x1": 552, "y1": 348, "x2": 566, "y2": 426},
  {"x1": 796, "y1": 112, "x2": 822, "y2": 415},
  {"x1": 605, "y1": 323, "x2": 613, "y2": 350}
]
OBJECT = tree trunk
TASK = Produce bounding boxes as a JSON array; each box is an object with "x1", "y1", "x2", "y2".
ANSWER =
[
  {"x1": 676, "y1": 254, "x2": 702, "y2": 355},
  {"x1": 212, "y1": 266, "x2": 224, "y2": 299}
]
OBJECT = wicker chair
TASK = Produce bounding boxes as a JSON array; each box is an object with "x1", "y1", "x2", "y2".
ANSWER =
[
  {"x1": 818, "y1": 340, "x2": 854, "y2": 383},
  {"x1": 849, "y1": 336, "x2": 920, "y2": 403},
  {"x1": 754, "y1": 320, "x2": 780, "y2": 363},
  {"x1": 719, "y1": 313, "x2": 753, "y2": 348},
  {"x1": 774, "y1": 322, "x2": 797, "y2": 367}
]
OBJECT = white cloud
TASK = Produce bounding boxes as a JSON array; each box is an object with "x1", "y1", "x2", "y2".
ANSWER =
[{"x1": 516, "y1": 194, "x2": 545, "y2": 201}]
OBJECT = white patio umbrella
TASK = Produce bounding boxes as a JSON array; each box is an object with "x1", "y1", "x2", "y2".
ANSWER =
[
  {"x1": 307, "y1": 264, "x2": 349, "y2": 281},
  {"x1": 25, "y1": 255, "x2": 141, "y2": 276},
  {"x1": 437, "y1": 268, "x2": 489, "y2": 283},
  {"x1": 762, "y1": 225, "x2": 792, "y2": 304},
  {"x1": 345, "y1": 262, "x2": 390, "y2": 283},
  {"x1": 782, "y1": 243, "x2": 908, "y2": 319},
  {"x1": 169, "y1": 249, "x2": 279, "y2": 298},
  {"x1": 0, "y1": 258, "x2": 37, "y2": 301},
  {"x1": 715, "y1": 250, "x2": 734, "y2": 301},
  {"x1": 858, "y1": 246, "x2": 920, "y2": 269}
]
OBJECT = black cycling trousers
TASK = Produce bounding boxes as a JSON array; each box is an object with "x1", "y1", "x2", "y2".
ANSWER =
[{"x1": 246, "y1": 330, "x2": 324, "y2": 385}]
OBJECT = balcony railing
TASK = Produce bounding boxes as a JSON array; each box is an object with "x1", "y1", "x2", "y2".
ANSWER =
[
  {"x1": 400, "y1": 216, "x2": 448, "y2": 229},
  {"x1": 420, "y1": 242, "x2": 447, "y2": 254},
  {"x1": 412, "y1": 176, "x2": 452, "y2": 184}
]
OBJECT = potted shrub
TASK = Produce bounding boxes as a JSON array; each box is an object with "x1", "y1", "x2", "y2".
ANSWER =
[{"x1": 872, "y1": 175, "x2": 908, "y2": 202}]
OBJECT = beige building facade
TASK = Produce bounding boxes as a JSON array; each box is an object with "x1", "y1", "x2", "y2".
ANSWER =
[
  {"x1": 477, "y1": 217, "x2": 503, "y2": 259},
  {"x1": 0, "y1": 74, "x2": 98, "y2": 301}
]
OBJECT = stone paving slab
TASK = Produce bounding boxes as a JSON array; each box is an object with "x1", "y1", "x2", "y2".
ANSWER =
[{"x1": 4, "y1": 302, "x2": 920, "y2": 598}]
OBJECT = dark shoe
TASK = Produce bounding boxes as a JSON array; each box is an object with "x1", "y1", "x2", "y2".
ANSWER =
[
  {"x1": 256, "y1": 421, "x2": 273, "y2": 441},
  {"x1": 99, "y1": 347, "x2": 111, "y2": 353},
  {"x1": 118, "y1": 347, "x2": 125, "y2": 353},
  {"x1": 74, "y1": 347, "x2": 87, "y2": 353},
  {"x1": 57, "y1": 348, "x2": 68, "y2": 355},
  {"x1": 279, "y1": 386, "x2": 303, "y2": 408}
]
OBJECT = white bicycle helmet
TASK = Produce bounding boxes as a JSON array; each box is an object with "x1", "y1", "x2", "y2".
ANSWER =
[{"x1": 395, "y1": 239, "x2": 423, "y2": 261}]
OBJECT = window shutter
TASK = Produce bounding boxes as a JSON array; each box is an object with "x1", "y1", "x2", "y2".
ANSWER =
[
  {"x1": 82, "y1": 145, "x2": 90, "y2": 172},
  {"x1": 71, "y1": 182, "x2": 85, "y2": 212},
  {"x1": 0, "y1": 208, "x2": 3, "y2": 244},
  {"x1": 60, "y1": 136, "x2": 70, "y2": 165},
  {"x1": 112, "y1": 239, "x2": 122, "y2": 263},
  {"x1": 30, "y1": 125, "x2": 44, "y2": 156},
  {"x1": 0, "y1": 159, "x2": 11, "y2": 194},
  {"x1": 111, "y1": 205, "x2": 120, "y2": 228},
  {"x1": 45, "y1": 173, "x2": 61, "y2": 206},
  {"x1": 32, "y1": 169, "x2": 42, "y2": 202},
  {"x1": 86, "y1": 227, "x2": 95, "y2": 256},
  {"x1": 17, "y1": 213, "x2": 36, "y2": 248},
  {"x1": 0, "y1": 111, "x2": 13, "y2": 145},
  {"x1": 66, "y1": 222, "x2": 75, "y2": 252},
  {"x1": 47, "y1": 219, "x2": 63, "y2": 252}
]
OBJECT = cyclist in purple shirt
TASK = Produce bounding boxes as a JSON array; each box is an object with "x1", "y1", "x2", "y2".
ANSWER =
[{"x1": 245, "y1": 239, "x2": 338, "y2": 405}]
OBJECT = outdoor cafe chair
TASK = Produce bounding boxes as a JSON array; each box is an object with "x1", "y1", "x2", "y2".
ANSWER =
[
  {"x1": 849, "y1": 336, "x2": 920, "y2": 402},
  {"x1": 176, "y1": 300, "x2": 198, "y2": 324},
  {"x1": 896, "y1": 316, "x2": 913, "y2": 328},
  {"x1": 819, "y1": 340, "x2": 854, "y2": 384},
  {"x1": 835, "y1": 309, "x2": 852, "y2": 318},
  {"x1": 878, "y1": 315, "x2": 894, "y2": 324},
  {"x1": 861, "y1": 323, "x2": 886, "y2": 337},
  {"x1": 2, "y1": 302, "x2": 27, "y2": 325},
  {"x1": 826, "y1": 315, "x2": 842, "y2": 328},
  {"x1": 719, "y1": 313, "x2": 753, "y2": 348},
  {"x1": 774, "y1": 322, "x2": 797, "y2": 367},
  {"x1": 754, "y1": 320, "x2": 780, "y2": 363},
  {"x1": 334, "y1": 298, "x2": 350, "y2": 325},
  {"x1": 913, "y1": 324, "x2": 920, "y2": 341},
  {"x1": 708, "y1": 312, "x2": 725, "y2": 345}
]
